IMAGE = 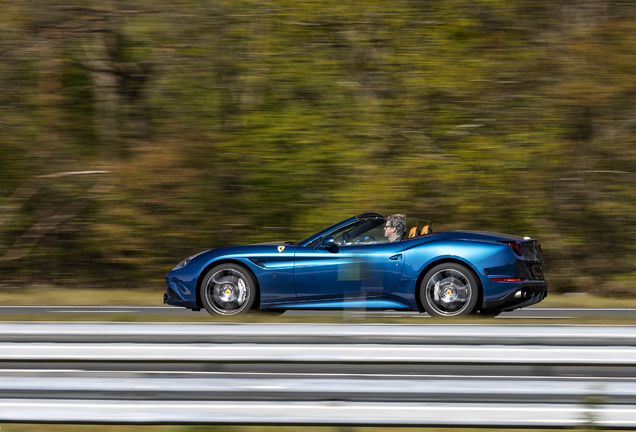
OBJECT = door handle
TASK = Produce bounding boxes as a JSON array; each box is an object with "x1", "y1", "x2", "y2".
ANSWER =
[{"x1": 389, "y1": 254, "x2": 402, "y2": 261}]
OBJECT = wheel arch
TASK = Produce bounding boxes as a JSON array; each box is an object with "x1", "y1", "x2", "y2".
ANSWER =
[
  {"x1": 414, "y1": 257, "x2": 484, "y2": 312},
  {"x1": 195, "y1": 258, "x2": 261, "y2": 310}
]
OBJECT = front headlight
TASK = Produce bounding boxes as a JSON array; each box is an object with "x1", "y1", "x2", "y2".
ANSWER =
[{"x1": 172, "y1": 251, "x2": 207, "y2": 271}]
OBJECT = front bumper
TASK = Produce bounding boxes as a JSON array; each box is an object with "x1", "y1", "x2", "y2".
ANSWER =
[{"x1": 164, "y1": 275, "x2": 200, "y2": 310}]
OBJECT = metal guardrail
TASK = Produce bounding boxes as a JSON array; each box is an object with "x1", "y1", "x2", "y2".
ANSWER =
[
  {"x1": 3, "y1": 399, "x2": 636, "y2": 428},
  {"x1": 2, "y1": 321, "x2": 636, "y2": 344},
  {"x1": 1, "y1": 342, "x2": 636, "y2": 364},
  {"x1": 1, "y1": 376, "x2": 636, "y2": 404},
  {"x1": 3, "y1": 399, "x2": 635, "y2": 428},
  {"x1": 0, "y1": 322, "x2": 636, "y2": 427}
]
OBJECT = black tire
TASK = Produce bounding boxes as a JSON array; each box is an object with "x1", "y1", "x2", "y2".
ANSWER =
[
  {"x1": 419, "y1": 263, "x2": 480, "y2": 317},
  {"x1": 199, "y1": 263, "x2": 257, "y2": 316}
]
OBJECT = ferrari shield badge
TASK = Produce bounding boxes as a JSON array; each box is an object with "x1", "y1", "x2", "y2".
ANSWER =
[{"x1": 277, "y1": 246, "x2": 285, "y2": 253}]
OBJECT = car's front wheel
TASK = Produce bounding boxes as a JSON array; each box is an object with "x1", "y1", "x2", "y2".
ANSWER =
[
  {"x1": 200, "y1": 264, "x2": 257, "y2": 316},
  {"x1": 420, "y1": 263, "x2": 479, "y2": 317}
]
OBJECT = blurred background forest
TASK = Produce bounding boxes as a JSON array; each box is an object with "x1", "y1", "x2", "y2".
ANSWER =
[{"x1": 1, "y1": 0, "x2": 636, "y2": 295}]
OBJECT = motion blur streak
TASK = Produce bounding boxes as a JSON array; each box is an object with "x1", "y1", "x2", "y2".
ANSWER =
[
  {"x1": 1, "y1": 323, "x2": 636, "y2": 427},
  {"x1": 0, "y1": 1, "x2": 635, "y2": 299}
]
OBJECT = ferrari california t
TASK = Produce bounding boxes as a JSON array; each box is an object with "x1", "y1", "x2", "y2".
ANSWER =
[{"x1": 164, "y1": 212, "x2": 547, "y2": 317}]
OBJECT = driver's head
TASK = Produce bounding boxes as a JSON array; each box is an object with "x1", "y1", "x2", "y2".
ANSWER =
[{"x1": 385, "y1": 214, "x2": 407, "y2": 240}]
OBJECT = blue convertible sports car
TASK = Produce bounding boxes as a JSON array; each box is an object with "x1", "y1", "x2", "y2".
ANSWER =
[{"x1": 164, "y1": 213, "x2": 547, "y2": 317}]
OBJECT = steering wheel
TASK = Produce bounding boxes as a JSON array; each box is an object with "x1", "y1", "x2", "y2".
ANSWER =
[{"x1": 355, "y1": 235, "x2": 375, "y2": 243}]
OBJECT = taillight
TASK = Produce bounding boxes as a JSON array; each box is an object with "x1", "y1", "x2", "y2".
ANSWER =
[
  {"x1": 499, "y1": 240, "x2": 522, "y2": 256},
  {"x1": 490, "y1": 277, "x2": 526, "y2": 282}
]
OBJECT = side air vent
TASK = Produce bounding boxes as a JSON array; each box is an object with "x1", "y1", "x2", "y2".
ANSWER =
[{"x1": 249, "y1": 258, "x2": 266, "y2": 269}]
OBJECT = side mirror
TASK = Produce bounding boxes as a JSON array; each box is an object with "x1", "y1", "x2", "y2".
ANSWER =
[{"x1": 319, "y1": 236, "x2": 335, "y2": 250}]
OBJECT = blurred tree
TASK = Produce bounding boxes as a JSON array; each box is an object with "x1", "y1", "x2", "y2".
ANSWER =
[{"x1": 0, "y1": 0, "x2": 635, "y2": 295}]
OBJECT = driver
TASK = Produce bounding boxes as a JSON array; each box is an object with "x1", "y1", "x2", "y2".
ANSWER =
[{"x1": 384, "y1": 214, "x2": 407, "y2": 242}]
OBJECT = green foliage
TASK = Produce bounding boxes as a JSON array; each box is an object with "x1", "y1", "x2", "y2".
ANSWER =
[{"x1": 1, "y1": 0, "x2": 636, "y2": 294}]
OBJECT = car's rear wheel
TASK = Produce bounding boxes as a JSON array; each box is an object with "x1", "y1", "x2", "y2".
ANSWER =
[
  {"x1": 200, "y1": 264, "x2": 257, "y2": 316},
  {"x1": 420, "y1": 263, "x2": 479, "y2": 317}
]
